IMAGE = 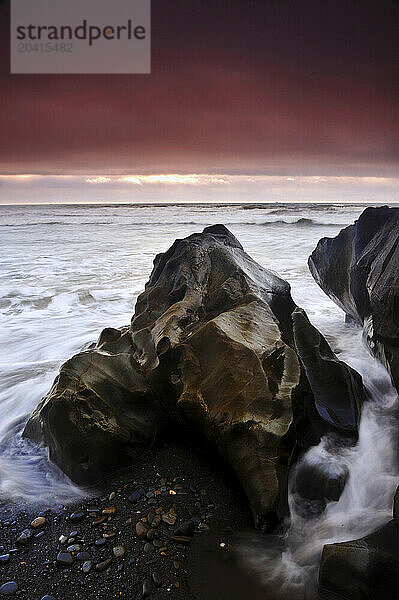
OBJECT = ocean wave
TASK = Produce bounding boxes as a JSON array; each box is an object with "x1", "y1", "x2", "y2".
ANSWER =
[
  {"x1": 225, "y1": 218, "x2": 342, "y2": 227},
  {"x1": 0, "y1": 220, "x2": 203, "y2": 227}
]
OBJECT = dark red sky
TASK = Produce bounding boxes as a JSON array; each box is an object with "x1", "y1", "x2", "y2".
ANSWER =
[{"x1": 0, "y1": 0, "x2": 398, "y2": 177}]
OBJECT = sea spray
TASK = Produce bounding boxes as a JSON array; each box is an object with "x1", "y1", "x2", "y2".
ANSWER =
[{"x1": 238, "y1": 332, "x2": 399, "y2": 599}]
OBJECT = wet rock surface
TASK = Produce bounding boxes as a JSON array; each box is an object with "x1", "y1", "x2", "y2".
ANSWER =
[
  {"x1": 0, "y1": 444, "x2": 252, "y2": 600},
  {"x1": 319, "y1": 487, "x2": 399, "y2": 600},
  {"x1": 309, "y1": 205, "x2": 399, "y2": 393},
  {"x1": 23, "y1": 225, "x2": 365, "y2": 529}
]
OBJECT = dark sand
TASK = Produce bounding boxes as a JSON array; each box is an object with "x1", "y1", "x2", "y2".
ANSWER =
[{"x1": 0, "y1": 443, "x2": 271, "y2": 600}]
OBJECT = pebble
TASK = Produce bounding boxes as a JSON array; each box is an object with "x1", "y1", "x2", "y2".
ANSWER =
[
  {"x1": 152, "y1": 571, "x2": 164, "y2": 587},
  {"x1": 95, "y1": 538, "x2": 107, "y2": 547},
  {"x1": 144, "y1": 543, "x2": 153, "y2": 553},
  {"x1": 82, "y1": 560, "x2": 92, "y2": 574},
  {"x1": 150, "y1": 515, "x2": 161, "y2": 528},
  {"x1": 16, "y1": 529, "x2": 32, "y2": 545},
  {"x1": 95, "y1": 558, "x2": 112, "y2": 572},
  {"x1": 77, "y1": 552, "x2": 90, "y2": 561},
  {"x1": 59, "y1": 535, "x2": 68, "y2": 544},
  {"x1": 136, "y1": 522, "x2": 149, "y2": 538},
  {"x1": 69, "y1": 512, "x2": 85, "y2": 523},
  {"x1": 56, "y1": 551, "x2": 73, "y2": 566},
  {"x1": 92, "y1": 516, "x2": 106, "y2": 526},
  {"x1": 0, "y1": 582, "x2": 18, "y2": 596},
  {"x1": 128, "y1": 490, "x2": 141, "y2": 503},
  {"x1": 112, "y1": 545, "x2": 125, "y2": 558},
  {"x1": 102, "y1": 507, "x2": 116, "y2": 516},
  {"x1": 66, "y1": 544, "x2": 81, "y2": 552},
  {"x1": 109, "y1": 491, "x2": 116, "y2": 501},
  {"x1": 141, "y1": 579, "x2": 153, "y2": 598},
  {"x1": 103, "y1": 530, "x2": 116, "y2": 539},
  {"x1": 0, "y1": 555, "x2": 10, "y2": 563},
  {"x1": 162, "y1": 510, "x2": 177, "y2": 525},
  {"x1": 146, "y1": 528, "x2": 155, "y2": 541},
  {"x1": 40, "y1": 596, "x2": 56, "y2": 600},
  {"x1": 31, "y1": 516, "x2": 46, "y2": 528}
]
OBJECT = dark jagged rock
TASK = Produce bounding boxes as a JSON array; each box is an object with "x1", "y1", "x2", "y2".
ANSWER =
[
  {"x1": 319, "y1": 486, "x2": 399, "y2": 600},
  {"x1": 23, "y1": 327, "x2": 168, "y2": 485},
  {"x1": 293, "y1": 308, "x2": 364, "y2": 432},
  {"x1": 23, "y1": 225, "x2": 364, "y2": 527},
  {"x1": 309, "y1": 206, "x2": 399, "y2": 392}
]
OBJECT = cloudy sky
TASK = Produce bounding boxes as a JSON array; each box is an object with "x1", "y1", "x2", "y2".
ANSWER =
[{"x1": 0, "y1": 0, "x2": 398, "y2": 203}]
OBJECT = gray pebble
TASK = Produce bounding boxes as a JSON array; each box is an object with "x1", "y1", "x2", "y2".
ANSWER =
[
  {"x1": 77, "y1": 551, "x2": 90, "y2": 561},
  {"x1": 16, "y1": 529, "x2": 32, "y2": 545},
  {"x1": 82, "y1": 560, "x2": 92, "y2": 574},
  {"x1": 0, "y1": 582, "x2": 18, "y2": 596},
  {"x1": 56, "y1": 551, "x2": 73, "y2": 566}
]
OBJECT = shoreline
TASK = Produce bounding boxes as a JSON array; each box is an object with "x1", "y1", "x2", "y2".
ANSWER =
[{"x1": 0, "y1": 443, "x2": 254, "y2": 599}]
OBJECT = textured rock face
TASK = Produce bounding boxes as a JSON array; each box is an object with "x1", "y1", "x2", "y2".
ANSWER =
[
  {"x1": 309, "y1": 206, "x2": 399, "y2": 392},
  {"x1": 319, "y1": 487, "x2": 399, "y2": 600},
  {"x1": 24, "y1": 225, "x2": 364, "y2": 526},
  {"x1": 23, "y1": 327, "x2": 167, "y2": 485}
]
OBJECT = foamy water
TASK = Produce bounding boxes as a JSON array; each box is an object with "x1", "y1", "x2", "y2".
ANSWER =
[{"x1": 0, "y1": 200, "x2": 398, "y2": 581}]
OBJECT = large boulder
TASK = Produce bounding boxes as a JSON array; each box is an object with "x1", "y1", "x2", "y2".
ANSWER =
[
  {"x1": 309, "y1": 206, "x2": 399, "y2": 392},
  {"x1": 23, "y1": 225, "x2": 364, "y2": 527},
  {"x1": 319, "y1": 486, "x2": 399, "y2": 600}
]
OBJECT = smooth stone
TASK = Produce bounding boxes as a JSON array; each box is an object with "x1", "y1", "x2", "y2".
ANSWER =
[
  {"x1": 69, "y1": 512, "x2": 84, "y2": 523},
  {"x1": 102, "y1": 507, "x2": 116, "y2": 515},
  {"x1": 136, "y1": 522, "x2": 149, "y2": 538},
  {"x1": 56, "y1": 551, "x2": 73, "y2": 566},
  {"x1": 82, "y1": 560, "x2": 92, "y2": 574},
  {"x1": 95, "y1": 558, "x2": 112, "y2": 572},
  {"x1": 35, "y1": 531, "x2": 45, "y2": 538},
  {"x1": 152, "y1": 571, "x2": 163, "y2": 587},
  {"x1": 41, "y1": 596, "x2": 56, "y2": 600},
  {"x1": 112, "y1": 545, "x2": 125, "y2": 558},
  {"x1": 173, "y1": 520, "x2": 195, "y2": 537},
  {"x1": 109, "y1": 492, "x2": 116, "y2": 501},
  {"x1": 95, "y1": 538, "x2": 107, "y2": 546},
  {"x1": 0, "y1": 555, "x2": 10, "y2": 563},
  {"x1": 59, "y1": 535, "x2": 68, "y2": 544},
  {"x1": 0, "y1": 582, "x2": 18, "y2": 595},
  {"x1": 143, "y1": 543, "x2": 153, "y2": 553},
  {"x1": 146, "y1": 529, "x2": 155, "y2": 541},
  {"x1": 31, "y1": 517, "x2": 46, "y2": 528},
  {"x1": 69, "y1": 530, "x2": 78, "y2": 537},
  {"x1": 128, "y1": 491, "x2": 141, "y2": 503},
  {"x1": 103, "y1": 531, "x2": 116, "y2": 539},
  {"x1": 77, "y1": 552, "x2": 90, "y2": 561},
  {"x1": 150, "y1": 515, "x2": 161, "y2": 528},
  {"x1": 67, "y1": 544, "x2": 81, "y2": 552},
  {"x1": 141, "y1": 579, "x2": 153, "y2": 598},
  {"x1": 16, "y1": 529, "x2": 32, "y2": 545},
  {"x1": 92, "y1": 516, "x2": 106, "y2": 526}
]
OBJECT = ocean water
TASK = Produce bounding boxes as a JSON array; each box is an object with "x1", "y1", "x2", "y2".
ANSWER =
[{"x1": 1, "y1": 202, "x2": 398, "y2": 594}]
